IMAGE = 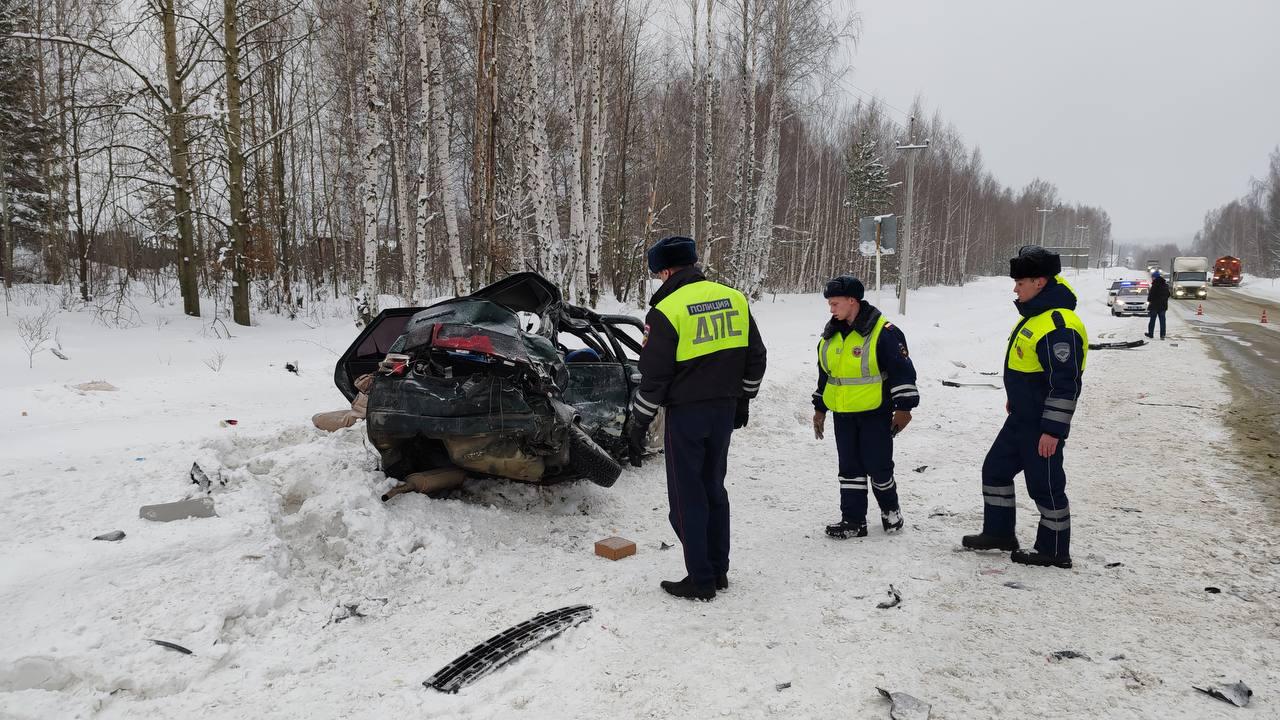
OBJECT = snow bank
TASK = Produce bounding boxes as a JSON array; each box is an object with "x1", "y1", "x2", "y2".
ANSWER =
[{"x1": 1, "y1": 272, "x2": 1275, "y2": 719}]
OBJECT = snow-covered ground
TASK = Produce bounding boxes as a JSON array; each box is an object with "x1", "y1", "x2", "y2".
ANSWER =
[
  {"x1": 2, "y1": 270, "x2": 1276, "y2": 719},
  {"x1": 1235, "y1": 274, "x2": 1280, "y2": 304}
]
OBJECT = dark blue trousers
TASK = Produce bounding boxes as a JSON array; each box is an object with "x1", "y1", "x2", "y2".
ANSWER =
[
  {"x1": 664, "y1": 399, "x2": 735, "y2": 587},
  {"x1": 981, "y1": 417, "x2": 1071, "y2": 557},
  {"x1": 833, "y1": 411, "x2": 899, "y2": 523},
  {"x1": 1147, "y1": 309, "x2": 1166, "y2": 338}
]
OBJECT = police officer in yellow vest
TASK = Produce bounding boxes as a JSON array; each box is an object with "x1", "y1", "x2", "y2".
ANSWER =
[
  {"x1": 627, "y1": 236, "x2": 767, "y2": 601},
  {"x1": 962, "y1": 246, "x2": 1086, "y2": 569},
  {"x1": 812, "y1": 276, "x2": 919, "y2": 539}
]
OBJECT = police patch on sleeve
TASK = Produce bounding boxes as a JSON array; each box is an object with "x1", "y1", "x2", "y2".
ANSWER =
[
  {"x1": 642, "y1": 323, "x2": 650, "y2": 347},
  {"x1": 899, "y1": 343, "x2": 909, "y2": 359},
  {"x1": 1052, "y1": 342, "x2": 1071, "y2": 362}
]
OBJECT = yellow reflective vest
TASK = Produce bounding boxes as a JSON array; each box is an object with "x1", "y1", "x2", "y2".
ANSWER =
[
  {"x1": 1006, "y1": 275, "x2": 1089, "y2": 374},
  {"x1": 654, "y1": 280, "x2": 751, "y2": 362},
  {"x1": 818, "y1": 314, "x2": 887, "y2": 412}
]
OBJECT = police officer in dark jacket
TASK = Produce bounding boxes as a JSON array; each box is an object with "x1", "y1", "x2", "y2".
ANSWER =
[
  {"x1": 812, "y1": 276, "x2": 919, "y2": 539},
  {"x1": 628, "y1": 235, "x2": 767, "y2": 601},
  {"x1": 962, "y1": 246, "x2": 1087, "y2": 569},
  {"x1": 1145, "y1": 270, "x2": 1170, "y2": 339}
]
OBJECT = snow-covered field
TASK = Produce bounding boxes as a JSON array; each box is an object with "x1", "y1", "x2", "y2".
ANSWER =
[
  {"x1": 1235, "y1": 275, "x2": 1280, "y2": 304},
  {"x1": 2, "y1": 270, "x2": 1276, "y2": 719}
]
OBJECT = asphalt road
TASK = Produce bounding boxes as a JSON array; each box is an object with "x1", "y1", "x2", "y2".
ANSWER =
[{"x1": 1169, "y1": 286, "x2": 1280, "y2": 518}]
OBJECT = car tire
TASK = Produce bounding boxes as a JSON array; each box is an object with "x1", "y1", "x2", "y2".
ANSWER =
[{"x1": 569, "y1": 423, "x2": 622, "y2": 488}]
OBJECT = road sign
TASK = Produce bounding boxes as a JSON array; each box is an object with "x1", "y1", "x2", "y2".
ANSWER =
[{"x1": 858, "y1": 215, "x2": 897, "y2": 256}]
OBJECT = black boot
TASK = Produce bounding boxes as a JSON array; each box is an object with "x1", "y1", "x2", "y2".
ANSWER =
[
  {"x1": 825, "y1": 520, "x2": 868, "y2": 539},
  {"x1": 715, "y1": 573, "x2": 729, "y2": 591},
  {"x1": 660, "y1": 577, "x2": 716, "y2": 601},
  {"x1": 961, "y1": 532, "x2": 1020, "y2": 551},
  {"x1": 881, "y1": 509, "x2": 904, "y2": 534},
  {"x1": 1011, "y1": 549, "x2": 1072, "y2": 569}
]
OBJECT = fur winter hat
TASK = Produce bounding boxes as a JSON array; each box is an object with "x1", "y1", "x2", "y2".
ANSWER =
[
  {"x1": 823, "y1": 275, "x2": 865, "y2": 300},
  {"x1": 1009, "y1": 245, "x2": 1062, "y2": 279},
  {"x1": 647, "y1": 235, "x2": 698, "y2": 273}
]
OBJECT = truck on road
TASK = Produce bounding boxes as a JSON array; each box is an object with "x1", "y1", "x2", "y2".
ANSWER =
[
  {"x1": 1213, "y1": 256, "x2": 1242, "y2": 286},
  {"x1": 1170, "y1": 257, "x2": 1209, "y2": 300}
]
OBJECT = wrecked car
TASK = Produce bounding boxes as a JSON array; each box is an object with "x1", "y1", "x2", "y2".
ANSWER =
[{"x1": 334, "y1": 273, "x2": 650, "y2": 489}]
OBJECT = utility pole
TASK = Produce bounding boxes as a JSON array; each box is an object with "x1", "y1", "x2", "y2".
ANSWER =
[
  {"x1": 896, "y1": 117, "x2": 929, "y2": 316},
  {"x1": 1076, "y1": 225, "x2": 1089, "y2": 276},
  {"x1": 1036, "y1": 207, "x2": 1052, "y2": 246}
]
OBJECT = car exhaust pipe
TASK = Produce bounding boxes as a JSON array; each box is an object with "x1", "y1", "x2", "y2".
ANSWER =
[{"x1": 382, "y1": 467, "x2": 467, "y2": 501}]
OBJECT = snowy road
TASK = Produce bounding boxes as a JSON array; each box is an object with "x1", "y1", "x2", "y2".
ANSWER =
[{"x1": 2, "y1": 271, "x2": 1277, "y2": 719}]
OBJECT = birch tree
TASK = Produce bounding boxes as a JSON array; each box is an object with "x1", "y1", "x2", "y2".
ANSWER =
[{"x1": 357, "y1": 0, "x2": 383, "y2": 323}]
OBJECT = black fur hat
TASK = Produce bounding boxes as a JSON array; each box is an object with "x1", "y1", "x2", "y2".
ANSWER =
[
  {"x1": 823, "y1": 275, "x2": 865, "y2": 299},
  {"x1": 1009, "y1": 245, "x2": 1062, "y2": 279},
  {"x1": 647, "y1": 235, "x2": 698, "y2": 273}
]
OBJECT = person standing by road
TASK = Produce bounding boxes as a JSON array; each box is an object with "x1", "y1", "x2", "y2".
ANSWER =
[
  {"x1": 627, "y1": 236, "x2": 767, "y2": 601},
  {"x1": 962, "y1": 246, "x2": 1087, "y2": 569},
  {"x1": 1146, "y1": 270, "x2": 1170, "y2": 340},
  {"x1": 812, "y1": 275, "x2": 919, "y2": 539}
]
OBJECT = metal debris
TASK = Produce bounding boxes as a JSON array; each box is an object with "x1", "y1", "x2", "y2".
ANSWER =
[
  {"x1": 93, "y1": 530, "x2": 126, "y2": 542},
  {"x1": 1048, "y1": 650, "x2": 1090, "y2": 662},
  {"x1": 876, "y1": 584, "x2": 902, "y2": 610},
  {"x1": 1193, "y1": 681, "x2": 1252, "y2": 707},
  {"x1": 876, "y1": 687, "x2": 931, "y2": 720},
  {"x1": 149, "y1": 639, "x2": 194, "y2": 655}
]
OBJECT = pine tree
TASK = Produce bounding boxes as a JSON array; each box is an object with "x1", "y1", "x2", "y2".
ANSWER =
[
  {"x1": 0, "y1": 0, "x2": 57, "y2": 287},
  {"x1": 843, "y1": 132, "x2": 893, "y2": 248}
]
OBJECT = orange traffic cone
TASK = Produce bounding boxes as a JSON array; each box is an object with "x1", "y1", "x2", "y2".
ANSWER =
[
  {"x1": 1196, "y1": 303, "x2": 1204, "y2": 316},
  {"x1": 1262, "y1": 309, "x2": 1269, "y2": 324}
]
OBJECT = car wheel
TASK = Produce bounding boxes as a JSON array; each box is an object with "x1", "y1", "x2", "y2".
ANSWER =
[{"x1": 569, "y1": 423, "x2": 622, "y2": 488}]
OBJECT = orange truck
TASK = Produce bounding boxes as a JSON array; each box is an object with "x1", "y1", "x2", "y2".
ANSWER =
[{"x1": 1213, "y1": 256, "x2": 1242, "y2": 286}]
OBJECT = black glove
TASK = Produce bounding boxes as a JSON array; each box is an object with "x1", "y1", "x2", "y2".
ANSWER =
[
  {"x1": 627, "y1": 422, "x2": 649, "y2": 468},
  {"x1": 733, "y1": 399, "x2": 750, "y2": 429}
]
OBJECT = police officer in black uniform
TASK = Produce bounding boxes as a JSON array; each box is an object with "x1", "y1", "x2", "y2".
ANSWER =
[
  {"x1": 962, "y1": 246, "x2": 1087, "y2": 568},
  {"x1": 627, "y1": 236, "x2": 767, "y2": 601},
  {"x1": 812, "y1": 276, "x2": 919, "y2": 538}
]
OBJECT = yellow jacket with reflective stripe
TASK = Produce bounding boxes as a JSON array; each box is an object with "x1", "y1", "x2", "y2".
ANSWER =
[
  {"x1": 818, "y1": 314, "x2": 887, "y2": 413},
  {"x1": 1003, "y1": 274, "x2": 1088, "y2": 439}
]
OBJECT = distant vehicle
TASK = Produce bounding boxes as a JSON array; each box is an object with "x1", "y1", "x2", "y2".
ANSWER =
[
  {"x1": 1112, "y1": 286, "x2": 1149, "y2": 316},
  {"x1": 1212, "y1": 256, "x2": 1242, "y2": 287},
  {"x1": 1170, "y1": 256, "x2": 1209, "y2": 299},
  {"x1": 1146, "y1": 258, "x2": 1161, "y2": 273},
  {"x1": 1107, "y1": 279, "x2": 1145, "y2": 306}
]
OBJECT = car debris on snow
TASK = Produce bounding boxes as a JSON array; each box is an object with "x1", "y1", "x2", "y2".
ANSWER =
[
  {"x1": 876, "y1": 686, "x2": 932, "y2": 719},
  {"x1": 149, "y1": 639, "x2": 194, "y2": 655},
  {"x1": 940, "y1": 379, "x2": 1000, "y2": 389},
  {"x1": 775, "y1": 682, "x2": 791, "y2": 691},
  {"x1": 1047, "y1": 650, "x2": 1090, "y2": 662},
  {"x1": 424, "y1": 605, "x2": 593, "y2": 693},
  {"x1": 92, "y1": 530, "x2": 126, "y2": 542},
  {"x1": 139, "y1": 497, "x2": 216, "y2": 522},
  {"x1": 1193, "y1": 680, "x2": 1252, "y2": 707},
  {"x1": 876, "y1": 584, "x2": 902, "y2": 609},
  {"x1": 1089, "y1": 339, "x2": 1147, "y2": 350}
]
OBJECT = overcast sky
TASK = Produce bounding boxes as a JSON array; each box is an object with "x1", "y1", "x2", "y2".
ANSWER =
[{"x1": 841, "y1": 0, "x2": 1280, "y2": 245}]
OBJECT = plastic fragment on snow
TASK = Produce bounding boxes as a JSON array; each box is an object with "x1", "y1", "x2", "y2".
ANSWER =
[
  {"x1": 93, "y1": 530, "x2": 126, "y2": 542},
  {"x1": 1114, "y1": 506, "x2": 1142, "y2": 513},
  {"x1": 139, "y1": 497, "x2": 216, "y2": 522},
  {"x1": 1204, "y1": 586, "x2": 1221, "y2": 594},
  {"x1": 1089, "y1": 339, "x2": 1146, "y2": 350},
  {"x1": 1193, "y1": 681, "x2": 1252, "y2": 707},
  {"x1": 1003, "y1": 581, "x2": 1028, "y2": 590},
  {"x1": 876, "y1": 686, "x2": 932, "y2": 719},
  {"x1": 424, "y1": 605, "x2": 593, "y2": 693},
  {"x1": 1105, "y1": 562, "x2": 1124, "y2": 568},
  {"x1": 1048, "y1": 650, "x2": 1090, "y2": 662},
  {"x1": 190, "y1": 462, "x2": 211, "y2": 492},
  {"x1": 51, "y1": 349, "x2": 69, "y2": 360},
  {"x1": 71, "y1": 380, "x2": 117, "y2": 392},
  {"x1": 219, "y1": 419, "x2": 239, "y2": 427},
  {"x1": 876, "y1": 584, "x2": 902, "y2": 609},
  {"x1": 940, "y1": 379, "x2": 1000, "y2": 389},
  {"x1": 149, "y1": 639, "x2": 194, "y2": 655},
  {"x1": 912, "y1": 465, "x2": 928, "y2": 473},
  {"x1": 659, "y1": 541, "x2": 673, "y2": 550},
  {"x1": 775, "y1": 682, "x2": 791, "y2": 691}
]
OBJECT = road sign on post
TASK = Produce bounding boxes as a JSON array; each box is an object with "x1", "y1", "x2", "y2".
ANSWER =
[{"x1": 860, "y1": 215, "x2": 898, "y2": 304}]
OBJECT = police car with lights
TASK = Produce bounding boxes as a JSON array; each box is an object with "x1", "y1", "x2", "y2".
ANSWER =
[{"x1": 1111, "y1": 285, "x2": 1150, "y2": 317}]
